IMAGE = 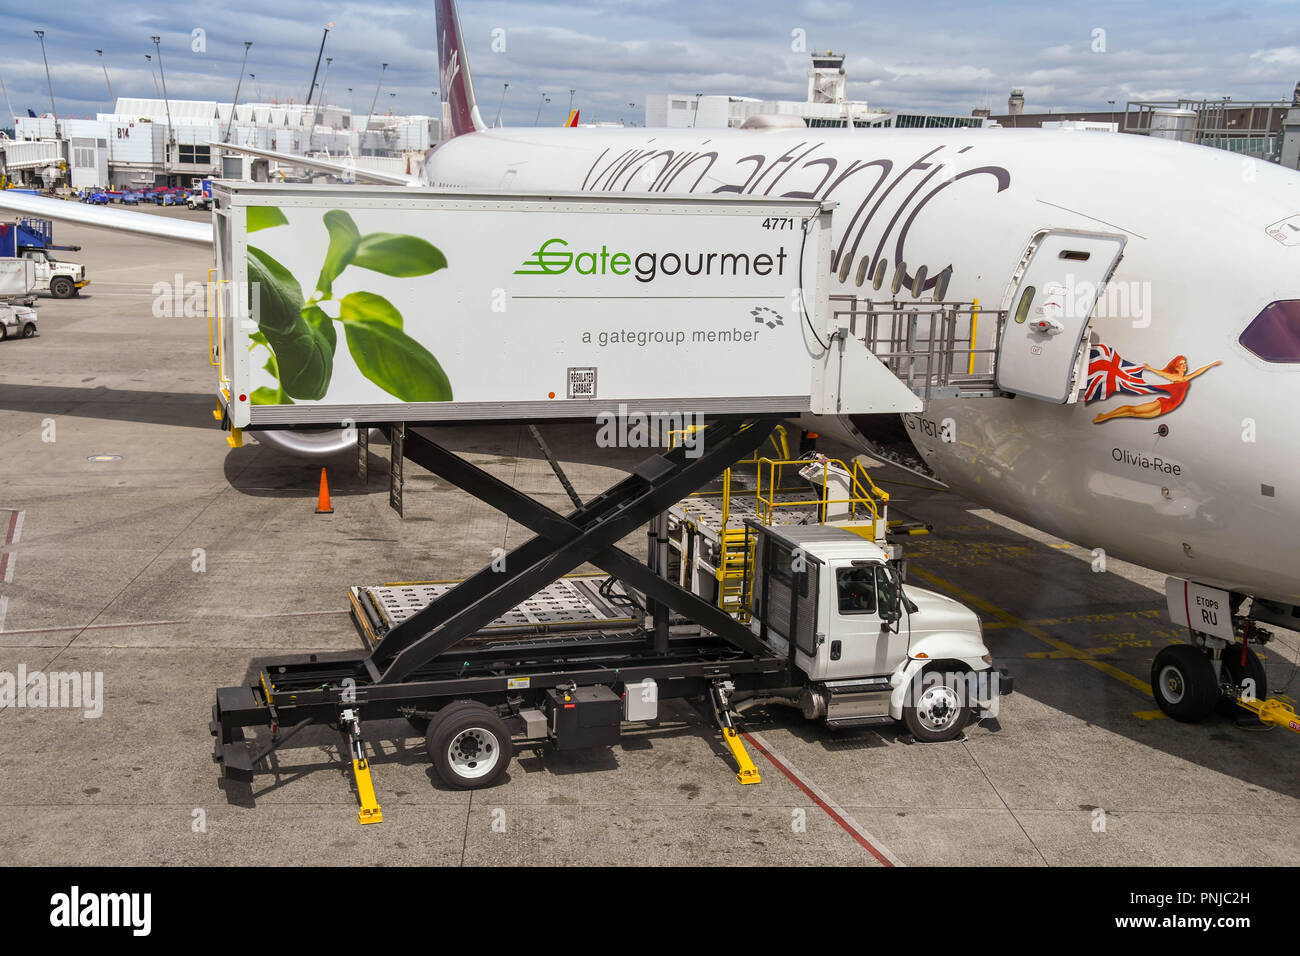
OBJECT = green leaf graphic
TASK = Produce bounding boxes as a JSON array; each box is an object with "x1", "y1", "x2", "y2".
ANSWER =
[
  {"x1": 338, "y1": 291, "x2": 404, "y2": 329},
  {"x1": 316, "y1": 210, "x2": 361, "y2": 296},
  {"x1": 248, "y1": 246, "x2": 332, "y2": 400},
  {"x1": 303, "y1": 303, "x2": 338, "y2": 352},
  {"x1": 344, "y1": 320, "x2": 452, "y2": 402},
  {"x1": 250, "y1": 386, "x2": 293, "y2": 405},
  {"x1": 352, "y1": 233, "x2": 447, "y2": 277},
  {"x1": 247, "y1": 206, "x2": 288, "y2": 233}
]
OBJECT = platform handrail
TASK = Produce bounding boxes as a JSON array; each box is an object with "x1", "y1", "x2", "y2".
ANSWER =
[
  {"x1": 207, "y1": 268, "x2": 229, "y2": 383},
  {"x1": 829, "y1": 295, "x2": 1007, "y2": 401}
]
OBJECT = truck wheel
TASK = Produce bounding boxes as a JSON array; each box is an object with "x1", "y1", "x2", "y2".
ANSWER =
[
  {"x1": 903, "y1": 671, "x2": 970, "y2": 742},
  {"x1": 410, "y1": 698, "x2": 477, "y2": 734},
  {"x1": 50, "y1": 277, "x2": 74, "y2": 299},
  {"x1": 22, "y1": 323, "x2": 36, "y2": 338},
  {"x1": 1151, "y1": 645, "x2": 1218, "y2": 721},
  {"x1": 0, "y1": 324, "x2": 7, "y2": 341},
  {"x1": 1218, "y1": 646, "x2": 1267, "y2": 716},
  {"x1": 427, "y1": 703, "x2": 512, "y2": 790}
]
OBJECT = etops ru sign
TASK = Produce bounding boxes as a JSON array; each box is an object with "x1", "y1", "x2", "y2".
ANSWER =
[{"x1": 514, "y1": 237, "x2": 789, "y2": 283}]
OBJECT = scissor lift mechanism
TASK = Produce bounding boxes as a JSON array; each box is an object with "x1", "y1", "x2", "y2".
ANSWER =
[{"x1": 213, "y1": 417, "x2": 796, "y2": 821}]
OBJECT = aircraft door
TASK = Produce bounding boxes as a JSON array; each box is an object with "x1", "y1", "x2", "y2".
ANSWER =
[{"x1": 996, "y1": 230, "x2": 1126, "y2": 403}]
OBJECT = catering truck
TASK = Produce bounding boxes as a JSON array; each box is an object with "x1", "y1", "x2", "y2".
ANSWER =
[
  {"x1": 207, "y1": 183, "x2": 1008, "y2": 822},
  {"x1": 0, "y1": 258, "x2": 39, "y2": 340},
  {"x1": 0, "y1": 217, "x2": 87, "y2": 298}
]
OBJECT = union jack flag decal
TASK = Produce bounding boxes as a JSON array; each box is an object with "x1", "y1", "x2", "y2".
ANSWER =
[{"x1": 1085, "y1": 343, "x2": 1160, "y2": 403}]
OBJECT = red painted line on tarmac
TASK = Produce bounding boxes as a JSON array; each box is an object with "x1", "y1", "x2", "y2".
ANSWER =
[{"x1": 741, "y1": 730, "x2": 901, "y2": 866}]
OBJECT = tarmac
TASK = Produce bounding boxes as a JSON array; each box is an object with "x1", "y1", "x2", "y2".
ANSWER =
[{"x1": 0, "y1": 204, "x2": 1296, "y2": 865}]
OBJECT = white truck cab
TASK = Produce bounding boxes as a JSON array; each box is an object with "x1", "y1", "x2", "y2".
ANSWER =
[
  {"x1": 748, "y1": 522, "x2": 1011, "y2": 741},
  {"x1": 0, "y1": 302, "x2": 38, "y2": 340},
  {"x1": 23, "y1": 248, "x2": 87, "y2": 299}
]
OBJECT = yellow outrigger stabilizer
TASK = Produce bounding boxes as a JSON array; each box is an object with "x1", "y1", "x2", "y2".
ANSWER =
[{"x1": 710, "y1": 681, "x2": 761, "y2": 784}]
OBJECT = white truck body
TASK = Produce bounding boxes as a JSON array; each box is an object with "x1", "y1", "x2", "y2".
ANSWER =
[
  {"x1": 211, "y1": 182, "x2": 922, "y2": 430},
  {"x1": 0, "y1": 258, "x2": 36, "y2": 297}
]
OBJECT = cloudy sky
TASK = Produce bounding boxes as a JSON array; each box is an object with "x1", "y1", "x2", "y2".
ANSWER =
[{"x1": 2, "y1": 0, "x2": 1299, "y2": 128}]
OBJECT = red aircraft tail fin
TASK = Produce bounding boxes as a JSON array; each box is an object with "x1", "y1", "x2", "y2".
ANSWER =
[{"x1": 435, "y1": 0, "x2": 486, "y2": 137}]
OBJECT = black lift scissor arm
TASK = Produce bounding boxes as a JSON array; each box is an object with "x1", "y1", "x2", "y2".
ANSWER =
[{"x1": 365, "y1": 416, "x2": 782, "y2": 684}]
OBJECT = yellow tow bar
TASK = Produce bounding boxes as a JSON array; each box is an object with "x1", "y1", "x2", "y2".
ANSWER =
[{"x1": 1236, "y1": 697, "x2": 1300, "y2": 734}]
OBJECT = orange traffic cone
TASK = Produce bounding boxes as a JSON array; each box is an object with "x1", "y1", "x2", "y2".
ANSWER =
[{"x1": 315, "y1": 467, "x2": 334, "y2": 514}]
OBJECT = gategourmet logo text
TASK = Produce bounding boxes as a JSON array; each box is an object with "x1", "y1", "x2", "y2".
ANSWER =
[{"x1": 515, "y1": 237, "x2": 788, "y2": 283}]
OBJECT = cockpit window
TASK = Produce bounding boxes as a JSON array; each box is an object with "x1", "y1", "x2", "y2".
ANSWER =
[{"x1": 1240, "y1": 300, "x2": 1300, "y2": 363}]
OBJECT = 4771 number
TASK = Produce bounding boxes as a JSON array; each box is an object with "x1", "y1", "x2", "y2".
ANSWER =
[{"x1": 761, "y1": 217, "x2": 794, "y2": 230}]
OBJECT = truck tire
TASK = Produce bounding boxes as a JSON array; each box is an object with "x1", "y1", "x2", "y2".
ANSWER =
[
  {"x1": 50, "y1": 277, "x2": 74, "y2": 299},
  {"x1": 1218, "y1": 646, "x2": 1267, "y2": 716},
  {"x1": 22, "y1": 323, "x2": 36, "y2": 338},
  {"x1": 427, "y1": 703, "x2": 512, "y2": 790},
  {"x1": 0, "y1": 324, "x2": 7, "y2": 341},
  {"x1": 903, "y1": 670, "x2": 971, "y2": 742},
  {"x1": 1151, "y1": 645, "x2": 1218, "y2": 721},
  {"x1": 410, "y1": 698, "x2": 478, "y2": 734}
]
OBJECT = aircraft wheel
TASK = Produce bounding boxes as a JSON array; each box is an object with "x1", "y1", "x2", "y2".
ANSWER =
[
  {"x1": 1151, "y1": 645, "x2": 1218, "y2": 721},
  {"x1": 1218, "y1": 646, "x2": 1267, "y2": 716}
]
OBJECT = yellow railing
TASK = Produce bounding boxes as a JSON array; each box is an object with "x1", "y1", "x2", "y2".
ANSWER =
[
  {"x1": 754, "y1": 455, "x2": 888, "y2": 530},
  {"x1": 207, "y1": 268, "x2": 229, "y2": 382}
]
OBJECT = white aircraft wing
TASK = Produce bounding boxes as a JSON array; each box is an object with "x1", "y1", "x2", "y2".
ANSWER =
[
  {"x1": 0, "y1": 190, "x2": 212, "y2": 245},
  {"x1": 208, "y1": 142, "x2": 420, "y2": 187}
]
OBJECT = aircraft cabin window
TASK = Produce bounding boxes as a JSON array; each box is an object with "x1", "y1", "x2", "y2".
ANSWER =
[
  {"x1": 1240, "y1": 300, "x2": 1300, "y2": 363},
  {"x1": 1013, "y1": 285, "x2": 1036, "y2": 324},
  {"x1": 837, "y1": 567, "x2": 877, "y2": 614}
]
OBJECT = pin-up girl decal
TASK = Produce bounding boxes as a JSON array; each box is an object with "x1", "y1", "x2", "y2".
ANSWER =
[{"x1": 1090, "y1": 354, "x2": 1221, "y2": 424}]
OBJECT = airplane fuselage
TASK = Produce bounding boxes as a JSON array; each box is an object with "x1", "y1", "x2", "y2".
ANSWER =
[{"x1": 425, "y1": 126, "x2": 1300, "y2": 606}]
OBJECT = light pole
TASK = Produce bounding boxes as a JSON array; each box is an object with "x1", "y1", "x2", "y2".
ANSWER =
[
  {"x1": 389, "y1": 91, "x2": 397, "y2": 114},
  {"x1": 534, "y1": 92, "x2": 550, "y2": 126},
  {"x1": 1108, "y1": 98, "x2": 1116, "y2": 131},
  {"x1": 494, "y1": 82, "x2": 509, "y2": 127},
  {"x1": 318, "y1": 57, "x2": 333, "y2": 108},
  {"x1": 225, "y1": 41, "x2": 252, "y2": 143},
  {"x1": 567, "y1": 88, "x2": 575, "y2": 118},
  {"x1": 33, "y1": 30, "x2": 58, "y2": 136},
  {"x1": 144, "y1": 54, "x2": 160, "y2": 98},
  {"x1": 152, "y1": 36, "x2": 175, "y2": 168},
  {"x1": 95, "y1": 49, "x2": 115, "y2": 105},
  {"x1": 691, "y1": 92, "x2": 702, "y2": 128},
  {"x1": 366, "y1": 63, "x2": 387, "y2": 126}
]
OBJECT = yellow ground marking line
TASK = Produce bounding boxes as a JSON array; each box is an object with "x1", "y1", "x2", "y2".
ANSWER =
[{"x1": 908, "y1": 565, "x2": 1153, "y2": 699}]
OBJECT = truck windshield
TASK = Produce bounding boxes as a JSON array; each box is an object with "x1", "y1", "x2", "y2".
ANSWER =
[{"x1": 836, "y1": 567, "x2": 877, "y2": 614}]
